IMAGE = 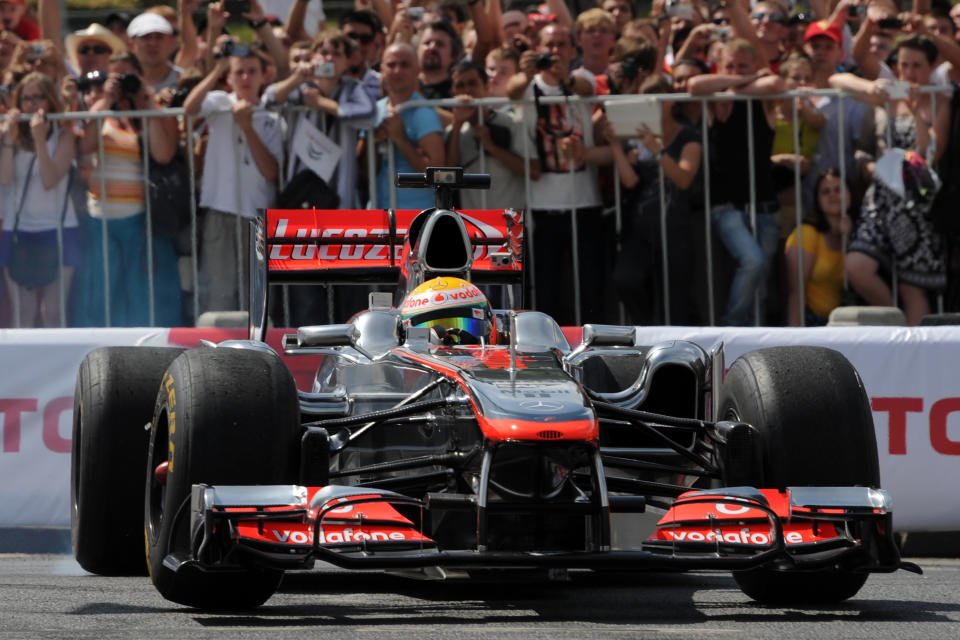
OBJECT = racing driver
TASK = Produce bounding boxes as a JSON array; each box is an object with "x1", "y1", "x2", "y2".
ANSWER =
[{"x1": 399, "y1": 277, "x2": 496, "y2": 345}]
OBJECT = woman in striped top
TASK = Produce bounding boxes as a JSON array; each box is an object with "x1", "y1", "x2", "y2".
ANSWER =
[{"x1": 72, "y1": 52, "x2": 183, "y2": 327}]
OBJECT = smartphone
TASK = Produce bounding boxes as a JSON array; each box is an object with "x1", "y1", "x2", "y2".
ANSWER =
[
  {"x1": 224, "y1": 0, "x2": 251, "y2": 15},
  {"x1": 407, "y1": 6, "x2": 425, "y2": 20},
  {"x1": 29, "y1": 43, "x2": 46, "y2": 59},
  {"x1": 877, "y1": 17, "x2": 903, "y2": 29},
  {"x1": 846, "y1": 4, "x2": 866, "y2": 17},
  {"x1": 885, "y1": 80, "x2": 911, "y2": 100},
  {"x1": 314, "y1": 62, "x2": 336, "y2": 78},
  {"x1": 667, "y1": 3, "x2": 695, "y2": 20}
]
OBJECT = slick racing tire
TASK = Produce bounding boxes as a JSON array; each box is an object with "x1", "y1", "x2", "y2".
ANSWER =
[
  {"x1": 145, "y1": 347, "x2": 300, "y2": 609},
  {"x1": 72, "y1": 346, "x2": 184, "y2": 576},
  {"x1": 717, "y1": 346, "x2": 880, "y2": 604}
]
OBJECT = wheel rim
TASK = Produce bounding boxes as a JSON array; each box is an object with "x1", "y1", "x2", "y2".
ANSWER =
[{"x1": 147, "y1": 409, "x2": 168, "y2": 542}]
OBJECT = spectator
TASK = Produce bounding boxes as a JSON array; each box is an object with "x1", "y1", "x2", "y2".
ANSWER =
[
  {"x1": 672, "y1": 57, "x2": 708, "y2": 127},
  {"x1": 6, "y1": 40, "x2": 66, "y2": 87},
  {"x1": 0, "y1": 73, "x2": 78, "y2": 327},
  {"x1": 72, "y1": 52, "x2": 183, "y2": 327},
  {"x1": 127, "y1": 12, "x2": 182, "y2": 91},
  {"x1": 416, "y1": 19, "x2": 461, "y2": 100},
  {"x1": 507, "y1": 23, "x2": 607, "y2": 325},
  {"x1": 184, "y1": 46, "x2": 283, "y2": 314},
  {"x1": 574, "y1": 8, "x2": 617, "y2": 80},
  {"x1": 601, "y1": 0, "x2": 635, "y2": 37},
  {"x1": 64, "y1": 24, "x2": 127, "y2": 77},
  {"x1": 0, "y1": 0, "x2": 39, "y2": 41},
  {"x1": 830, "y1": 35, "x2": 950, "y2": 325},
  {"x1": 484, "y1": 46, "x2": 519, "y2": 98},
  {"x1": 265, "y1": 30, "x2": 375, "y2": 208},
  {"x1": 802, "y1": 19, "x2": 874, "y2": 218},
  {"x1": 500, "y1": 10, "x2": 530, "y2": 51},
  {"x1": 367, "y1": 42, "x2": 444, "y2": 210},
  {"x1": 340, "y1": 9, "x2": 384, "y2": 101},
  {"x1": 689, "y1": 38, "x2": 786, "y2": 326},
  {"x1": 607, "y1": 75, "x2": 703, "y2": 325},
  {"x1": 606, "y1": 38, "x2": 657, "y2": 95},
  {"x1": 103, "y1": 12, "x2": 131, "y2": 40},
  {"x1": 771, "y1": 53, "x2": 823, "y2": 237},
  {"x1": 445, "y1": 60, "x2": 537, "y2": 209},
  {"x1": 784, "y1": 169, "x2": 853, "y2": 326}
]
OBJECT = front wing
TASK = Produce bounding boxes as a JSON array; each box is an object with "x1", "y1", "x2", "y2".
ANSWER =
[{"x1": 165, "y1": 484, "x2": 919, "y2": 576}]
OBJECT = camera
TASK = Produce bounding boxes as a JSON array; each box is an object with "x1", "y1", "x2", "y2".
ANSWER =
[
  {"x1": 217, "y1": 39, "x2": 252, "y2": 58},
  {"x1": 536, "y1": 52, "x2": 554, "y2": 70},
  {"x1": 666, "y1": 0, "x2": 694, "y2": 20},
  {"x1": 28, "y1": 43, "x2": 46, "y2": 60},
  {"x1": 223, "y1": 0, "x2": 250, "y2": 14},
  {"x1": 407, "y1": 6, "x2": 425, "y2": 20},
  {"x1": 119, "y1": 72, "x2": 142, "y2": 95},
  {"x1": 847, "y1": 5, "x2": 866, "y2": 18},
  {"x1": 620, "y1": 54, "x2": 643, "y2": 80},
  {"x1": 710, "y1": 25, "x2": 731, "y2": 41},
  {"x1": 877, "y1": 17, "x2": 903, "y2": 29},
  {"x1": 314, "y1": 62, "x2": 336, "y2": 78},
  {"x1": 76, "y1": 69, "x2": 107, "y2": 93}
]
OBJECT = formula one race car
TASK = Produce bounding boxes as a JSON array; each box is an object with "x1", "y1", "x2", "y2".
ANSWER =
[{"x1": 71, "y1": 168, "x2": 918, "y2": 610}]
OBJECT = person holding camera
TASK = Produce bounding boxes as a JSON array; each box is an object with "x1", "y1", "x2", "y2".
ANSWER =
[
  {"x1": 72, "y1": 52, "x2": 183, "y2": 327},
  {"x1": 184, "y1": 42, "x2": 282, "y2": 314},
  {"x1": 264, "y1": 30, "x2": 375, "y2": 208},
  {"x1": 445, "y1": 60, "x2": 537, "y2": 210},
  {"x1": 0, "y1": 73, "x2": 78, "y2": 327},
  {"x1": 505, "y1": 23, "x2": 608, "y2": 325}
]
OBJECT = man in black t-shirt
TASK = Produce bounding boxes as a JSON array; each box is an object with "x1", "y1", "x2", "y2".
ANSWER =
[{"x1": 689, "y1": 38, "x2": 785, "y2": 326}]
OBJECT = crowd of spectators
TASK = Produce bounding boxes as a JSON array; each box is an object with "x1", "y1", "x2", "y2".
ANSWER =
[{"x1": 0, "y1": 0, "x2": 958, "y2": 328}]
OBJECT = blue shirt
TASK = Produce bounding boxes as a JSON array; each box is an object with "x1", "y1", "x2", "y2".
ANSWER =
[{"x1": 374, "y1": 93, "x2": 442, "y2": 210}]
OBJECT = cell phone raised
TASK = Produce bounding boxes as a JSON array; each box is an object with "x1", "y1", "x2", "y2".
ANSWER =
[
  {"x1": 884, "y1": 80, "x2": 911, "y2": 100},
  {"x1": 314, "y1": 62, "x2": 336, "y2": 78},
  {"x1": 407, "y1": 6, "x2": 425, "y2": 20},
  {"x1": 223, "y1": 0, "x2": 251, "y2": 15},
  {"x1": 877, "y1": 17, "x2": 903, "y2": 29}
]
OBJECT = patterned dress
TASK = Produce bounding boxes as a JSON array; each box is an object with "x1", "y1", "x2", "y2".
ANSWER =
[{"x1": 849, "y1": 115, "x2": 945, "y2": 290}]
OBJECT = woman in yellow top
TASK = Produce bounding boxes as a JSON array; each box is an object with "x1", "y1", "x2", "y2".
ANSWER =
[
  {"x1": 784, "y1": 169, "x2": 852, "y2": 326},
  {"x1": 771, "y1": 54, "x2": 824, "y2": 238}
]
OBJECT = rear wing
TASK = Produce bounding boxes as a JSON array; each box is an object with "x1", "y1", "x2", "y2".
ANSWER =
[{"x1": 264, "y1": 208, "x2": 524, "y2": 285}]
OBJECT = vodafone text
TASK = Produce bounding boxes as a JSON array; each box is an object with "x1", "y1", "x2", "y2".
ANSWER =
[
  {"x1": 271, "y1": 528, "x2": 407, "y2": 545},
  {"x1": 664, "y1": 529, "x2": 807, "y2": 545}
]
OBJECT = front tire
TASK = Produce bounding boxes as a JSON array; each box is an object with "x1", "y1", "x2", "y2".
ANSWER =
[
  {"x1": 717, "y1": 346, "x2": 879, "y2": 604},
  {"x1": 145, "y1": 347, "x2": 300, "y2": 609},
  {"x1": 71, "y1": 346, "x2": 184, "y2": 576}
]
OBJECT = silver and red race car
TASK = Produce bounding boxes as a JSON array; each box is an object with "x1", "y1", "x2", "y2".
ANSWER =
[{"x1": 71, "y1": 168, "x2": 918, "y2": 610}]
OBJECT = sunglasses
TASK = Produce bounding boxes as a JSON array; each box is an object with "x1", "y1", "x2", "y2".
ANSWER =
[
  {"x1": 77, "y1": 44, "x2": 111, "y2": 55},
  {"x1": 21, "y1": 94, "x2": 47, "y2": 104},
  {"x1": 751, "y1": 12, "x2": 786, "y2": 23},
  {"x1": 345, "y1": 31, "x2": 374, "y2": 44},
  {"x1": 713, "y1": 17, "x2": 731, "y2": 24}
]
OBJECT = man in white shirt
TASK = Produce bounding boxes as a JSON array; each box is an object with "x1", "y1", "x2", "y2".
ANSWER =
[
  {"x1": 505, "y1": 23, "x2": 610, "y2": 326},
  {"x1": 184, "y1": 46, "x2": 283, "y2": 313}
]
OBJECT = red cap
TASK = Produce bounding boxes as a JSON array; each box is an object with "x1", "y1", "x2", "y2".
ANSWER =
[{"x1": 804, "y1": 20, "x2": 842, "y2": 44}]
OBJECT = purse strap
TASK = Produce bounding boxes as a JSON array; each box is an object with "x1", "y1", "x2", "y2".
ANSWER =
[{"x1": 11, "y1": 154, "x2": 36, "y2": 235}]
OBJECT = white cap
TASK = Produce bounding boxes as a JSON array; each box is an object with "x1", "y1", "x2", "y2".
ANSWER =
[{"x1": 127, "y1": 12, "x2": 174, "y2": 38}]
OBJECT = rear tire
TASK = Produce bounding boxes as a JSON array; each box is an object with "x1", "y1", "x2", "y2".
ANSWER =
[
  {"x1": 145, "y1": 347, "x2": 300, "y2": 609},
  {"x1": 717, "y1": 346, "x2": 879, "y2": 604},
  {"x1": 71, "y1": 346, "x2": 184, "y2": 576}
]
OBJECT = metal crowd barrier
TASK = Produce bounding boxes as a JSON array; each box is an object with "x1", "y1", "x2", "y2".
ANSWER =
[{"x1": 0, "y1": 85, "x2": 948, "y2": 329}]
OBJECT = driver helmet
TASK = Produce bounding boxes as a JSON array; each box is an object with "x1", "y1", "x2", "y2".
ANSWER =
[{"x1": 399, "y1": 277, "x2": 496, "y2": 344}]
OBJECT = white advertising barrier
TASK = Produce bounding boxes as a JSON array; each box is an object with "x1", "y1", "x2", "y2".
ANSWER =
[{"x1": 0, "y1": 326, "x2": 958, "y2": 531}]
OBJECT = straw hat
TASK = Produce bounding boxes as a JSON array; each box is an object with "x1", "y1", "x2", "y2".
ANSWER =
[{"x1": 65, "y1": 23, "x2": 127, "y2": 70}]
